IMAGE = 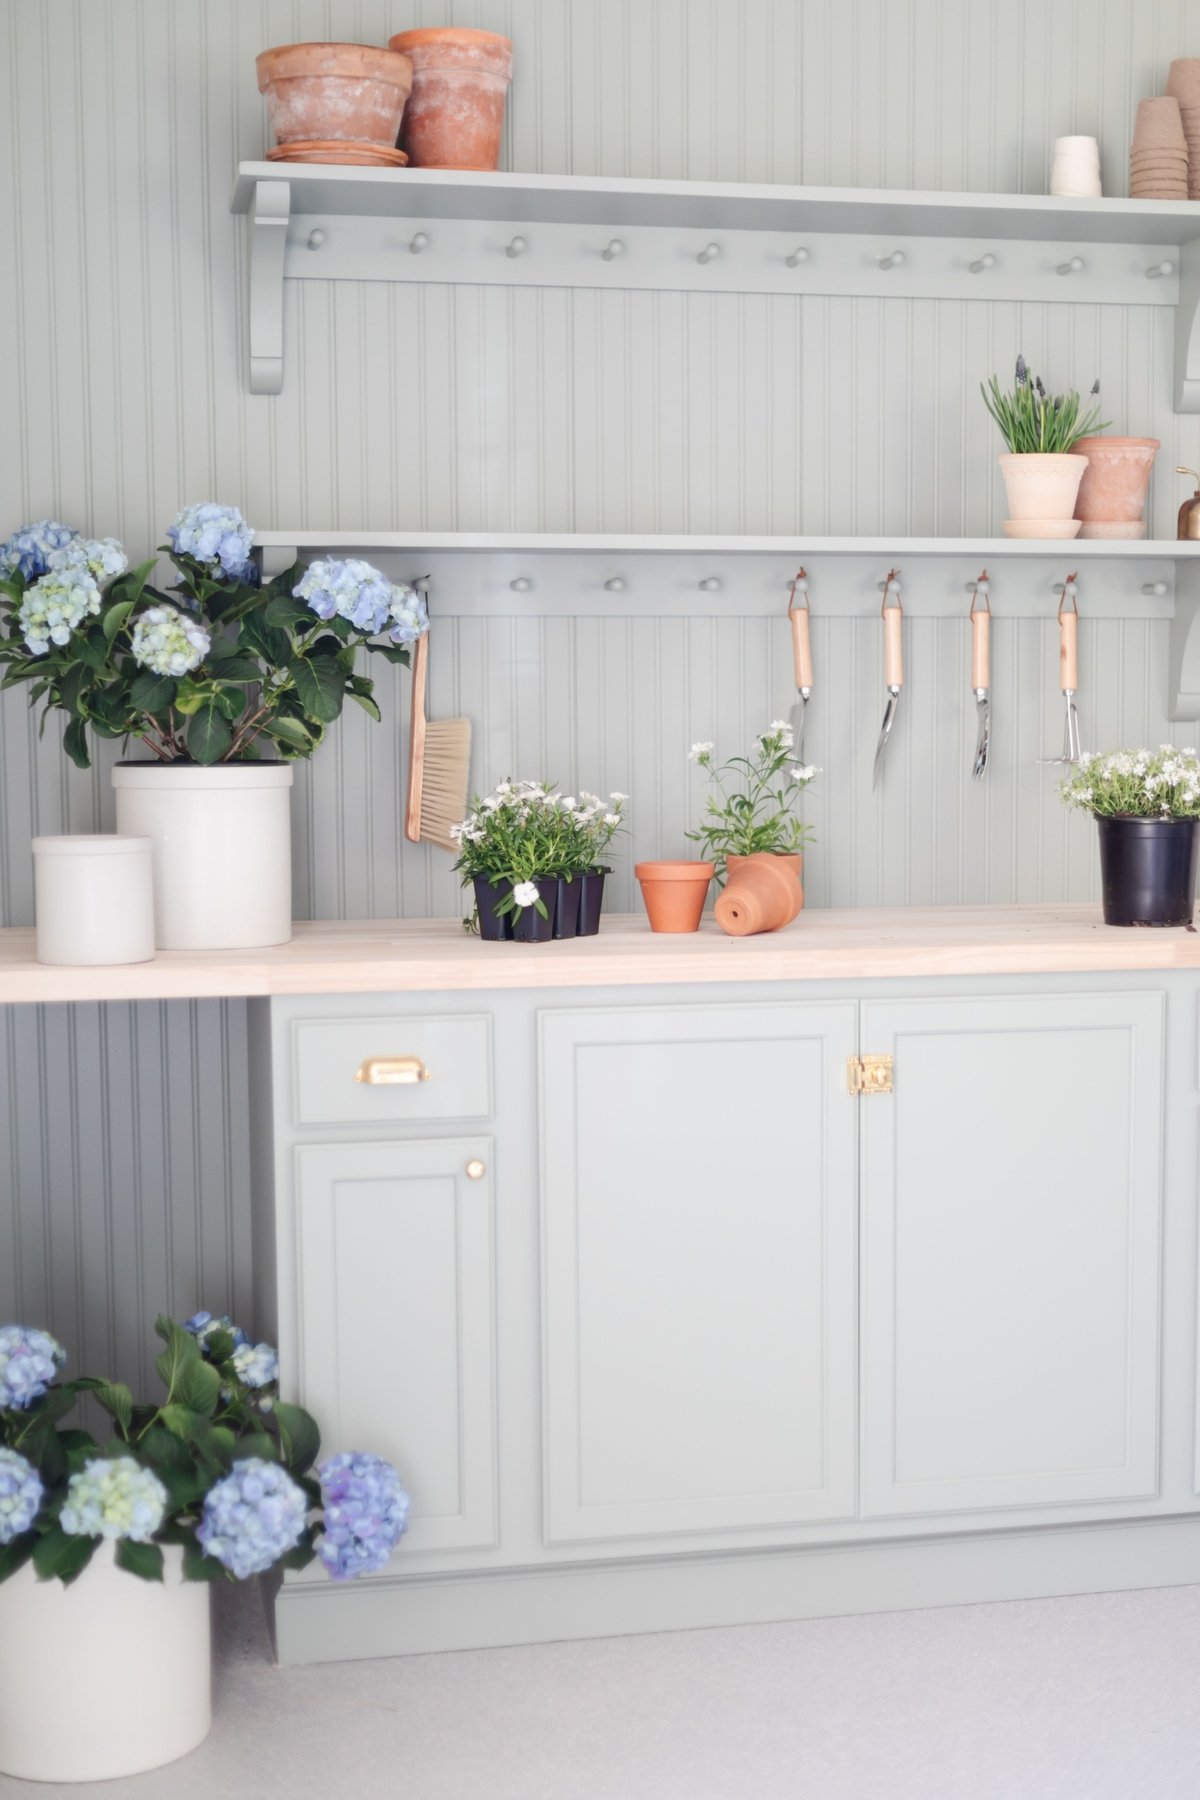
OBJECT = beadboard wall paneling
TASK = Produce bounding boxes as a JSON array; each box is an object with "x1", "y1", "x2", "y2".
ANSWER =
[{"x1": 4, "y1": 0, "x2": 1200, "y2": 1376}]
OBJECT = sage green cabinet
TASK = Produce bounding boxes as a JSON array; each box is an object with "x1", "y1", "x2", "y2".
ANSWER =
[{"x1": 538, "y1": 1001, "x2": 859, "y2": 1544}]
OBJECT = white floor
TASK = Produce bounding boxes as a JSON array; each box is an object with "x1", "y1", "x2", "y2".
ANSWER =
[{"x1": 8, "y1": 1580, "x2": 1200, "y2": 1798}]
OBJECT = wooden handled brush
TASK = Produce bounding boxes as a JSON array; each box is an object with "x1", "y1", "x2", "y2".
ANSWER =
[{"x1": 404, "y1": 613, "x2": 471, "y2": 851}]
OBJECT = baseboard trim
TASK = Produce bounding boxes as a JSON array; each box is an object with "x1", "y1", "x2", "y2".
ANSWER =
[{"x1": 273, "y1": 1513, "x2": 1200, "y2": 1664}]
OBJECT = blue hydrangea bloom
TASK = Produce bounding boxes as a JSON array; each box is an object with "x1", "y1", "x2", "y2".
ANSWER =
[
  {"x1": 47, "y1": 536, "x2": 128, "y2": 584},
  {"x1": 130, "y1": 603, "x2": 210, "y2": 677},
  {"x1": 0, "y1": 521, "x2": 78, "y2": 580},
  {"x1": 197, "y1": 1458, "x2": 308, "y2": 1579},
  {"x1": 231, "y1": 1341, "x2": 279, "y2": 1389},
  {"x1": 0, "y1": 1324, "x2": 66, "y2": 1409},
  {"x1": 316, "y1": 1451, "x2": 410, "y2": 1580},
  {"x1": 60, "y1": 1456, "x2": 167, "y2": 1541},
  {"x1": 293, "y1": 560, "x2": 428, "y2": 647},
  {"x1": 183, "y1": 1310, "x2": 249, "y2": 1352},
  {"x1": 0, "y1": 1448, "x2": 43, "y2": 1543},
  {"x1": 18, "y1": 566, "x2": 103, "y2": 655},
  {"x1": 166, "y1": 504, "x2": 256, "y2": 582}
]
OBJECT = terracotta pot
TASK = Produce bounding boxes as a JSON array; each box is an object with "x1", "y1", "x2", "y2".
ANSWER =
[
  {"x1": 715, "y1": 853, "x2": 805, "y2": 937},
  {"x1": 998, "y1": 452, "x2": 1089, "y2": 526},
  {"x1": 635, "y1": 860, "x2": 713, "y2": 933},
  {"x1": 388, "y1": 27, "x2": 512, "y2": 170},
  {"x1": 1072, "y1": 436, "x2": 1159, "y2": 535},
  {"x1": 256, "y1": 43, "x2": 413, "y2": 149}
]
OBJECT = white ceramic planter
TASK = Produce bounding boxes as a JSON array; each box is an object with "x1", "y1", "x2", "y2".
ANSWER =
[
  {"x1": 0, "y1": 1542, "x2": 211, "y2": 1783},
  {"x1": 998, "y1": 452, "x2": 1089, "y2": 534},
  {"x1": 33, "y1": 834, "x2": 156, "y2": 966},
  {"x1": 113, "y1": 762, "x2": 294, "y2": 950}
]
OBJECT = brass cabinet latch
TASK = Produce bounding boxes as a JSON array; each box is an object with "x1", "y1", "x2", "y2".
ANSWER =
[{"x1": 846, "y1": 1053, "x2": 893, "y2": 1096}]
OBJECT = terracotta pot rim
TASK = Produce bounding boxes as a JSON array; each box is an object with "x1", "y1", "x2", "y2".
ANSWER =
[
  {"x1": 389, "y1": 26, "x2": 513, "y2": 49},
  {"x1": 1072, "y1": 435, "x2": 1161, "y2": 451},
  {"x1": 256, "y1": 43, "x2": 414, "y2": 92},
  {"x1": 635, "y1": 860, "x2": 715, "y2": 880}
]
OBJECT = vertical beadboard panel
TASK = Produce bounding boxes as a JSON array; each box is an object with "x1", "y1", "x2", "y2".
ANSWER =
[{"x1": 5, "y1": 0, "x2": 1200, "y2": 1379}]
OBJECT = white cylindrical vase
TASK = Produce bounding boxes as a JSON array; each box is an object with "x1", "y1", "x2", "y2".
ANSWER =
[
  {"x1": 113, "y1": 762, "x2": 294, "y2": 950},
  {"x1": 0, "y1": 1542, "x2": 211, "y2": 1783},
  {"x1": 33, "y1": 834, "x2": 156, "y2": 966}
]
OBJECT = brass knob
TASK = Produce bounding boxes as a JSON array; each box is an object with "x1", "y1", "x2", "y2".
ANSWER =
[
  {"x1": 354, "y1": 1056, "x2": 430, "y2": 1086},
  {"x1": 465, "y1": 1159, "x2": 486, "y2": 1180}
]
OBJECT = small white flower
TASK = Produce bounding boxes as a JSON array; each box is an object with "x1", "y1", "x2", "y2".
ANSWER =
[
  {"x1": 561, "y1": 796, "x2": 577, "y2": 810},
  {"x1": 789, "y1": 763, "x2": 818, "y2": 783},
  {"x1": 688, "y1": 741, "x2": 714, "y2": 762},
  {"x1": 603, "y1": 812, "x2": 620, "y2": 826},
  {"x1": 609, "y1": 791, "x2": 628, "y2": 803},
  {"x1": 768, "y1": 719, "x2": 791, "y2": 735},
  {"x1": 513, "y1": 880, "x2": 539, "y2": 907}
]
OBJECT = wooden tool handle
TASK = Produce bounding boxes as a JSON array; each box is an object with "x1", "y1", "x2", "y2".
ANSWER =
[
  {"x1": 789, "y1": 603, "x2": 813, "y2": 689},
  {"x1": 971, "y1": 608, "x2": 990, "y2": 689},
  {"x1": 883, "y1": 594, "x2": 904, "y2": 688},
  {"x1": 404, "y1": 627, "x2": 429, "y2": 843},
  {"x1": 1059, "y1": 608, "x2": 1078, "y2": 692}
]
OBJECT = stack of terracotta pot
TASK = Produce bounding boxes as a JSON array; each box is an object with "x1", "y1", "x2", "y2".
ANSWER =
[
  {"x1": 1167, "y1": 59, "x2": 1200, "y2": 197},
  {"x1": 256, "y1": 28, "x2": 512, "y2": 171},
  {"x1": 1129, "y1": 96, "x2": 1188, "y2": 198}
]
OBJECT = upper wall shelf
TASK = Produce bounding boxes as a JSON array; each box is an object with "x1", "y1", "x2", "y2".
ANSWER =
[{"x1": 231, "y1": 163, "x2": 1200, "y2": 404}]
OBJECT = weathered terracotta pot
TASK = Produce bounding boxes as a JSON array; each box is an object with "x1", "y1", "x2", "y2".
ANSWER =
[
  {"x1": 256, "y1": 43, "x2": 413, "y2": 149},
  {"x1": 388, "y1": 27, "x2": 512, "y2": 170},
  {"x1": 998, "y1": 452, "x2": 1089, "y2": 526},
  {"x1": 715, "y1": 853, "x2": 804, "y2": 937},
  {"x1": 635, "y1": 861, "x2": 713, "y2": 933},
  {"x1": 1073, "y1": 436, "x2": 1159, "y2": 537}
]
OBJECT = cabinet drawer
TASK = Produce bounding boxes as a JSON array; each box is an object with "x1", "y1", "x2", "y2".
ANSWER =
[{"x1": 290, "y1": 1014, "x2": 492, "y2": 1127}]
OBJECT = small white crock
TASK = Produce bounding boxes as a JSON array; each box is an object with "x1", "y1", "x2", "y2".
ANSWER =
[
  {"x1": 32, "y1": 834, "x2": 156, "y2": 966},
  {"x1": 113, "y1": 761, "x2": 294, "y2": 950},
  {"x1": 0, "y1": 1542, "x2": 211, "y2": 1783}
]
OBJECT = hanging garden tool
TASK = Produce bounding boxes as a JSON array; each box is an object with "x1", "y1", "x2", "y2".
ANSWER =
[
  {"x1": 872, "y1": 570, "x2": 904, "y2": 790},
  {"x1": 969, "y1": 571, "x2": 991, "y2": 781},
  {"x1": 787, "y1": 569, "x2": 813, "y2": 762},
  {"x1": 1041, "y1": 574, "x2": 1082, "y2": 766}
]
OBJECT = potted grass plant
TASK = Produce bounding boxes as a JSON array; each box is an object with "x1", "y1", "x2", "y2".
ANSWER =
[
  {"x1": 0, "y1": 1313, "x2": 410, "y2": 1784},
  {"x1": 1061, "y1": 746, "x2": 1200, "y2": 926},
  {"x1": 981, "y1": 356, "x2": 1107, "y2": 537},
  {"x1": 0, "y1": 510, "x2": 428, "y2": 951},
  {"x1": 451, "y1": 781, "x2": 626, "y2": 942}
]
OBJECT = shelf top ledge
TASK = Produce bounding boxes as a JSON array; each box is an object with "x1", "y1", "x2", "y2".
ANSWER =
[
  {"x1": 251, "y1": 530, "x2": 1200, "y2": 561},
  {"x1": 231, "y1": 161, "x2": 1200, "y2": 246}
]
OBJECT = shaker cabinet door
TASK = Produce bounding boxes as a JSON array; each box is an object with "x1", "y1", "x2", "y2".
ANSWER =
[
  {"x1": 539, "y1": 1001, "x2": 858, "y2": 1546},
  {"x1": 860, "y1": 991, "x2": 1164, "y2": 1520},
  {"x1": 293, "y1": 1137, "x2": 497, "y2": 1556}
]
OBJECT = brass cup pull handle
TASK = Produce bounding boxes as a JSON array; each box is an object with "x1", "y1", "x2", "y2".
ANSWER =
[{"x1": 354, "y1": 1055, "x2": 431, "y2": 1086}]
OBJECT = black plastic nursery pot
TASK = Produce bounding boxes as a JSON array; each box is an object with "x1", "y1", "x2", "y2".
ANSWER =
[
  {"x1": 577, "y1": 867, "x2": 609, "y2": 937},
  {"x1": 1096, "y1": 815, "x2": 1200, "y2": 927},
  {"x1": 512, "y1": 878, "x2": 558, "y2": 943},
  {"x1": 473, "y1": 875, "x2": 514, "y2": 941},
  {"x1": 553, "y1": 877, "x2": 582, "y2": 939}
]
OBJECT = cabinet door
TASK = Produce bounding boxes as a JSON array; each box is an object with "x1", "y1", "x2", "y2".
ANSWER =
[
  {"x1": 293, "y1": 1138, "x2": 497, "y2": 1555},
  {"x1": 540, "y1": 1001, "x2": 858, "y2": 1545},
  {"x1": 861, "y1": 992, "x2": 1163, "y2": 1519}
]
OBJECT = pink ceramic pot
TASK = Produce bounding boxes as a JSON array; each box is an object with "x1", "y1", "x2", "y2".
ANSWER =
[{"x1": 1072, "y1": 436, "x2": 1160, "y2": 537}]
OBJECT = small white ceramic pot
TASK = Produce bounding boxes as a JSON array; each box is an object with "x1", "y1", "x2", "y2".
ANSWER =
[
  {"x1": 113, "y1": 761, "x2": 294, "y2": 950},
  {"x1": 1050, "y1": 146, "x2": 1102, "y2": 197},
  {"x1": 998, "y1": 452, "x2": 1090, "y2": 524},
  {"x1": 0, "y1": 1542, "x2": 211, "y2": 1783},
  {"x1": 33, "y1": 834, "x2": 156, "y2": 966}
]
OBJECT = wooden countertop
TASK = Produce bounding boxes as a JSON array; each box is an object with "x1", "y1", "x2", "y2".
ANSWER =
[{"x1": 1, "y1": 905, "x2": 1199, "y2": 1003}]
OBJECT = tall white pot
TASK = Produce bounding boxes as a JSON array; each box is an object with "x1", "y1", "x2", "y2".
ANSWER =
[
  {"x1": 0, "y1": 1543, "x2": 211, "y2": 1783},
  {"x1": 113, "y1": 762, "x2": 294, "y2": 950}
]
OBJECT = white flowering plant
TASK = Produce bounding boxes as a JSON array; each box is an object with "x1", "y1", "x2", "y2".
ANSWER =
[
  {"x1": 451, "y1": 780, "x2": 627, "y2": 921},
  {"x1": 1060, "y1": 746, "x2": 1200, "y2": 819},
  {"x1": 0, "y1": 509, "x2": 428, "y2": 767},
  {"x1": 0, "y1": 1314, "x2": 409, "y2": 1588},
  {"x1": 686, "y1": 722, "x2": 818, "y2": 880}
]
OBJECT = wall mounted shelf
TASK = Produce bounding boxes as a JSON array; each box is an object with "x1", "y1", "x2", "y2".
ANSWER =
[{"x1": 231, "y1": 162, "x2": 1200, "y2": 403}]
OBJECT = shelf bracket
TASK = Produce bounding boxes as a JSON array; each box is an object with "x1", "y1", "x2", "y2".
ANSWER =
[
  {"x1": 1169, "y1": 557, "x2": 1200, "y2": 718},
  {"x1": 1175, "y1": 238, "x2": 1200, "y2": 412},
  {"x1": 247, "y1": 178, "x2": 291, "y2": 395}
]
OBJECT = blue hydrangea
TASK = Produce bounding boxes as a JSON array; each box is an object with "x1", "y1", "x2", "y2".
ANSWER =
[
  {"x1": 197, "y1": 1458, "x2": 308, "y2": 1579},
  {"x1": 0, "y1": 1324, "x2": 66, "y2": 1409},
  {"x1": 0, "y1": 520, "x2": 78, "y2": 580},
  {"x1": 130, "y1": 603, "x2": 210, "y2": 677},
  {"x1": 60, "y1": 1456, "x2": 167, "y2": 1542},
  {"x1": 47, "y1": 536, "x2": 128, "y2": 584},
  {"x1": 182, "y1": 1310, "x2": 249, "y2": 1351},
  {"x1": 293, "y1": 559, "x2": 429, "y2": 646},
  {"x1": 166, "y1": 503, "x2": 256, "y2": 582},
  {"x1": 316, "y1": 1451, "x2": 410, "y2": 1580},
  {"x1": 0, "y1": 1448, "x2": 43, "y2": 1543},
  {"x1": 231, "y1": 1341, "x2": 279, "y2": 1389},
  {"x1": 18, "y1": 566, "x2": 103, "y2": 655}
]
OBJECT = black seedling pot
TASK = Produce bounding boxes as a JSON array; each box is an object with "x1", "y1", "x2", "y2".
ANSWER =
[{"x1": 1096, "y1": 816, "x2": 1199, "y2": 927}]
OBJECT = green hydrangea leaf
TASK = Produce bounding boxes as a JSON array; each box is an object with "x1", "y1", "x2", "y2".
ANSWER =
[
  {"x1": 271, "y1": 1402, "x2": 320, "y2": 1475},
  {"x1": 291, "y1": 654, "x2": 346, "y2": 724},
  {"x1": 115, "y1": 1539, "x2": 164, "y2": 1582},
  {"x1": 32, "y1": 1525, "x2": 96, "y2": 1586},
  {"x1": 187, "y1": 698, "x2": 233, "y2": 765}
]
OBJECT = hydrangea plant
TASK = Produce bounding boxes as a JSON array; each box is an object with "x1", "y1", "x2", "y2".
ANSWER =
[
  {"x1": 686, "y1": 722, "x2": 818, "y2": 882},
  {"x1": 450, "y1": 780, "x2": 627, "y2": 921},
  {"x1": 0, "y1": 506, "x2": 428, "y2": 767},
  {"x1": 0, "y1": 1313, "x2": 409, "y2": 1588}
]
